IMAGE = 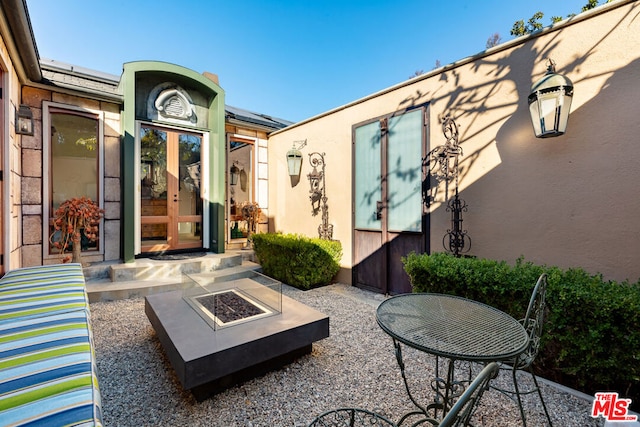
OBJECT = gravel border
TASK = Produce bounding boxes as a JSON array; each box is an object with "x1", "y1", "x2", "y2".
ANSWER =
[{"x1": 90, "y1": 283, "x2": 604, "y2": 426}]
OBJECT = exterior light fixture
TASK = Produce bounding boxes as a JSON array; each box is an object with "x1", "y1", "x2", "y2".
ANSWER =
[
  {"x1": 229, "y1": 162, "x2": 239, "y2": 186},
  {"x1": 286, "y1": 139, "x2": 307, "y2": 178},
  {"x1": 528, "y1": 59, "x2": 573, "y2": 138},
  {"x1": 307, "y1": 152, "x2": 333, "y2": 240},
  {"x1": 16, "y1": 104, "x2": 34, "y2": 135}
]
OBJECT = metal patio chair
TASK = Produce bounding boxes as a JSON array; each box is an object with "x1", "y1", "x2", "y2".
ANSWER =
[
  {"x1": 307, "y1": 408, "x2": 397, "y2": 427},
  {"x1": 492, "y1": 273, "x2": 553, "y2": 426},
  {"x1": 308, "y1": 363, "x2": 499, "y2": 427}
]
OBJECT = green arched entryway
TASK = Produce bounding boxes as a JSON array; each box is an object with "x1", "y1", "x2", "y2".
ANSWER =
[{"x1": 119, "y1": 61, "x2": 225, "y2": 262}]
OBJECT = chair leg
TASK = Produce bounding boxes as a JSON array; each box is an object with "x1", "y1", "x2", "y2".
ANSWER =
[
  {"x1": 512, "y1": 367, "x2": 528, "y2": 427},
  {"x1": 528, "y1": 368, "x2": 553, "y2": 426}
]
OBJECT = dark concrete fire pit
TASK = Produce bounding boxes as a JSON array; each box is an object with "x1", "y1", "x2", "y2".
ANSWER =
[{"x1": 145, "y1": 273, "x2": 329, "y2": 401}]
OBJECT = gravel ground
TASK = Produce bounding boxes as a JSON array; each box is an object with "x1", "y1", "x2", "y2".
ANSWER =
[{"x1": 90, "y1": 283, "x2": 604, "y2": 427}]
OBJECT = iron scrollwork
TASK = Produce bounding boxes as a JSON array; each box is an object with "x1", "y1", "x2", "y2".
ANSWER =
[
  {"x1": 307, "y1": 152, "x2": 333, "y2": 240},
  {"x1": 427, "y1": 116, "x2": 471, "y2": 256}
]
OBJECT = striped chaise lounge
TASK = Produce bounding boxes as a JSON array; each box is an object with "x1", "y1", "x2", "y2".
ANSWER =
[{"x1": 0, "y1": 263, "x2": 103, "y2": 427}]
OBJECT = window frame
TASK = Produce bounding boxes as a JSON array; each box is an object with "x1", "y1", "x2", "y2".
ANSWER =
[
  {"x1": 42, "y1": 102, "x2": 105, "y2": 260},
  {"x1": 226, "y1": 134, "x2": 257, "y2": 242}
]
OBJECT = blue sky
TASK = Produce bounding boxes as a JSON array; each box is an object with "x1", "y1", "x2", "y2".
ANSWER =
[{"x1": 27, "y1": 0, "x2": 590, "y2": 122}]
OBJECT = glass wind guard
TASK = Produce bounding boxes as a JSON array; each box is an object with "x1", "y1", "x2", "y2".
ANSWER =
[
  {"x1": 182, "y1": 271, "x2": 282, "y2": 330},
  {"x1": 354, "y1": 121, "x2": 382, "y2": 230},
  {"x1": 388, "y1": 109, "x2": 423, "y2": 232}
]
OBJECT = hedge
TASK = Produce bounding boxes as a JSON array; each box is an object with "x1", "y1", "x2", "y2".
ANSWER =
[
  {"x1": 403, "y1": 252, "x2": 640, "y2": 409},
  {"x1": 251, "y1": 233, "x2": 342, "y2": 290}
]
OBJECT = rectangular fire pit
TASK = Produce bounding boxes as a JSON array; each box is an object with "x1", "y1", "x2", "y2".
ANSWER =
[{"x1": 145, "y1": 272, "x2": 329, "y2": 400}]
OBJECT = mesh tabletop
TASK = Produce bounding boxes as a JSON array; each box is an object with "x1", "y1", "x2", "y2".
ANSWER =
[{"x1": 376, "y1": 293, "x2": 528, "y2": 361}]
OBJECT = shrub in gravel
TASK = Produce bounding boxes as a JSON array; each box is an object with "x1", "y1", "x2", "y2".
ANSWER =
[
  {"x1": 252, "y1": 233, "x2": 342, "y2": 290},
  {"x1": 403, "y1": 251, "x2": 640, "y2": 412}
]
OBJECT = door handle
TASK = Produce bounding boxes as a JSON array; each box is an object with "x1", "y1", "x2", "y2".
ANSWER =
[{"x1": 375, "y1": 201, "x2": 383, "y2": 220}]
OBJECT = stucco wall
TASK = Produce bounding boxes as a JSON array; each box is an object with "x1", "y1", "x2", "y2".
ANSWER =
[{"x1": 268, "y1": 1, "x2": 640, "y2": 284}]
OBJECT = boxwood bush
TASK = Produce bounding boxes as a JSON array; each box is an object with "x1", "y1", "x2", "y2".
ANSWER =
[
  {"x1": 403, "y1": 252, "x2": 640, "y2": 409},
  {"x1": 251, "y1": 233, "x2": 342, "y2": 290}
]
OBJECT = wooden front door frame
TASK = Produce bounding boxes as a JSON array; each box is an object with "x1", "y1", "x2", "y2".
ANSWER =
[{"x1": 138, "y1": 123, "x2": 204, "y2": 253}]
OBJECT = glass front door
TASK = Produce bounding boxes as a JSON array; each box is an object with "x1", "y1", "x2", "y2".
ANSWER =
[{"x1": 140, "y1": 125, "x2": 203, "y2": 252}]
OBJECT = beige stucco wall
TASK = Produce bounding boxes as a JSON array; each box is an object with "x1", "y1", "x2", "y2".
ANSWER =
[{"x1": 268, "y1": 0, "x2": 640, "y2": 284}]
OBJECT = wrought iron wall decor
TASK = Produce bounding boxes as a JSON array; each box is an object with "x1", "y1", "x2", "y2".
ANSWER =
[
  {"x1": 307, "y1": 152, "x2": 333, "y2": 240},
  {"x1": 427, "y1": 116, "x2": 471, "y2": 257}
]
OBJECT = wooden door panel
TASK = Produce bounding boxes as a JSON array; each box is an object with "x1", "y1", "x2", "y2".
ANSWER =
[
  {"x1": 354, "y1": 230, "x2": 386, "y2": 293},
  {"x1": 388, "y1": 232, "x2": 423, "y2": 295}
]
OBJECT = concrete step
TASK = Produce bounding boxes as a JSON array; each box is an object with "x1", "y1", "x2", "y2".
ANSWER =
[
  {"x1": 86, "y1": 260, "x2": 262, "y2": 302},
  {"x1": 83, "y1": 251, "x2": 257, "y2": 283}
]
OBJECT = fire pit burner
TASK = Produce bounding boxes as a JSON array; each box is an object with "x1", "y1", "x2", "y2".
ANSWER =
[{"x1": 190, "y1": 289, "x2": 273, "y2": 328}]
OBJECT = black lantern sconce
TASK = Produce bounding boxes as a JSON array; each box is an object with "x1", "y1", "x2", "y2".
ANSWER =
[
  {"x1": 229, "y1": 161, "x2": 240, "y2": 186},
  {"x1": 15, "y1": 104, "x2": 34, "y2": 136},
  {"x1": 528, "y1": 59, "x2": 574, "y2": 138},
  {"x1": 307, "y1": 152, "x2": 333, "y2": 240}
]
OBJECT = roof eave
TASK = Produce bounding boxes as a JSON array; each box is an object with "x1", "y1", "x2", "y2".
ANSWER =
[{"x1": 0, "y1": 0, "x2": 42, "y2": 82}]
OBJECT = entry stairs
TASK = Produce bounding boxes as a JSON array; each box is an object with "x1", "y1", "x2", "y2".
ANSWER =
[{"x1": 83, "y1": 251, "x2": 261, "y2": 302}]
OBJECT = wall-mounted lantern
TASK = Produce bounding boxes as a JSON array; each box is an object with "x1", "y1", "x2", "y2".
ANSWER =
[
  {"x1": 16, "y1": 104, "x2": 34, "y2": 136},
  {"x1": 229, "y1": 161, "x2": 240, "y2": 186},
  {"x1": 528, "y1": 59, "x2": 574, "y2": 138},
  {"x1": 286, "y1": 139, "x2": 307, "y2": 178}
]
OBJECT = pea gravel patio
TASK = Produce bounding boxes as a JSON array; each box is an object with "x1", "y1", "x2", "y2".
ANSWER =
[{"x1": 90, "y1": 283, "x2": 604, "y2": 426}]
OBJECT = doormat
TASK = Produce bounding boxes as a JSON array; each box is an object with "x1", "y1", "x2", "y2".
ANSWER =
[{"x1": 149, "y1": 252, "x2": 208, "y2": 261}]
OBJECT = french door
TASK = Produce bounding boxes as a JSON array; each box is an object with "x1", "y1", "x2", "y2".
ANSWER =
[
  {"x1": 139, "y1": 125, "x2": 203, "y2": 252},
  {"x1": 353, "y1": 107, "x2": 429, "y2": 295}
]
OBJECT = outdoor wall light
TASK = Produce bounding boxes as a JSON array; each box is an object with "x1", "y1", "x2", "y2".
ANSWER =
[
  {"x1": 229, "y1": 161, "x2": 240, "y2": 186},
  {"x1": 15, "y1": 104, "x2": 34, "y2": 136},
  {"x1": 286, "y1": 139, "x2": 307, "y2": 178},
  {"x1": 528, "y1": 59, "x2": 574, "y2": 138}
]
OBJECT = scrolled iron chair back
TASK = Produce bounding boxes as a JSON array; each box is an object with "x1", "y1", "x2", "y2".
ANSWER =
[{"x1": 515, "y1": 273, "x2": 548, "y2": 370}]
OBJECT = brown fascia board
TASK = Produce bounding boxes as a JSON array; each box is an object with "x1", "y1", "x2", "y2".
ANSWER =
[{"x1": 0, "y1": 0, "x2": 42, "y2": 82}]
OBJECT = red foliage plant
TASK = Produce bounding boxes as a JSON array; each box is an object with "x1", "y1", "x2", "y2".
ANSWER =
[{"x1": 49, "y1": 197, "x2": 104, "y2": 263}]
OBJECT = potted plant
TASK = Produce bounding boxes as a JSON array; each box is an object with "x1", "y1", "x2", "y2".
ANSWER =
[
  {"x1": 49, "y1": 196, "x2": 105, "y2": 264},
  {"x1": 240, "y1": 202, "x2": 262, "y2": 247}
]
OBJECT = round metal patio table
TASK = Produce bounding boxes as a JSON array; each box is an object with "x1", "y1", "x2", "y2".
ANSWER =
[{"x1": 376, "y1": 293, "x2": 528, "y2": 425}]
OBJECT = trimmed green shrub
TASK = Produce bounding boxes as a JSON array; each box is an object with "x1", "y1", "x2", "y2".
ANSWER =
[
  {"x1": 403, "y1": 252, "x2": 640, "y2": 409},
  {"x1": 252, "y1": 233, "x2": 342, "y2": 290}
]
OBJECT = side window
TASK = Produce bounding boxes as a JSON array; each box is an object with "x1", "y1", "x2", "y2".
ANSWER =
[
  {"x1": 228, "y1": 137, "x2": 255, "y2": 239},
  {"x1": 48, "y1": 110, "x2": 101, "y2": 254}
]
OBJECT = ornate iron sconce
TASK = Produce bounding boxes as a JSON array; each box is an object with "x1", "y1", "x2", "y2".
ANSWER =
[
  {"x1": 444, "y1": 190, "x2": 470, "y2": 257},
  {"x1": 307, "y1": 152, "x2": 333, "y2": 240},
  {"x1": 427, "y1": 116, "x2": 471, "y2": 257}
]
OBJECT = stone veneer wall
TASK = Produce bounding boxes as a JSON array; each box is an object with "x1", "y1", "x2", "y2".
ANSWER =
[{"x1": 20, "y1": 86, "x2": 121, "y2": 267}]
